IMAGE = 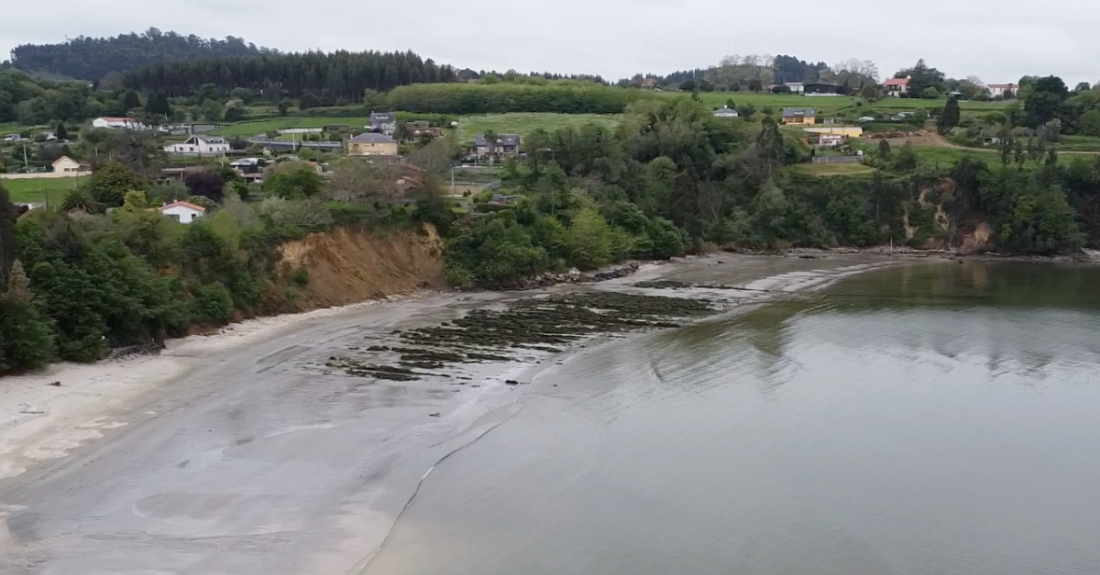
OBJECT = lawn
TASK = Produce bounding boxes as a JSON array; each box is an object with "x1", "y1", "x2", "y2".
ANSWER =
[
  {"x1": 657, "y1": 91, "x2": 1009, "y2": 117},
  {"x1": 789, "y1": 163, "x2": 875, "y2": 177},
  {"x1": 213, "y1": 116, "x2": 372, "y2": 138},
  {"x1": 454, "y1": 113, "x2": 622, "y2": 144},
  {"x1": 849, "y1": 139, "x2": 1088, "y2": 168},
  {"x1": 1, "y1": 176, "x2": 87, "y2": 204}
]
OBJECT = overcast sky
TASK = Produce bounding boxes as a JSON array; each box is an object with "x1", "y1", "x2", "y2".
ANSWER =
[{"x1": 2, "y1": 0, "x2": 1096, "y2": 85}]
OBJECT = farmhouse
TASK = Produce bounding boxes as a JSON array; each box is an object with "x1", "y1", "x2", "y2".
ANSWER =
[
  {"x1": 808, "y1": 133, "x2": 846, "y2": 147},
  {"x1": 475, "y1": 134, "x2": 521, "y2": 160},
  {"x1": 369, "y1": 112, "x2": 397, "y2": 136},
  {"x1": 785, "y1": 82, "x2": 805, "y2": 94},
  {"x1": 163, "y1": 135, "x2": 231, "y2": 156},
  {"x1": 987, "y1": 83, "x2": 1019, "y2": 98},
  {"x1": 92, "y1": 117, "x2": 144, "y2": 130},
  {"x1": 884, "y1": 77, "x2": 910, "y2": 97},
  {"x1": 782, "y1": 108, "x2": 816, "y2": 125},
  {"x1": 157, "y1": 201, "x2": 206, "y2": 224},
  {"x1": 52, "y1": 156, "x2": 90, "y2": 175},
  {"x1": 347, "y1": 132, "x2": 399, "y2": 156},
  {"x1": 713, "y1": 106, "x2": 739, "y2": 118}
]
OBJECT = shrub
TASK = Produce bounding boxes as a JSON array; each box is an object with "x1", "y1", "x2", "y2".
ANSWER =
[{"x1": 192, "y1": 283, "x2": 234, "y2": 324}]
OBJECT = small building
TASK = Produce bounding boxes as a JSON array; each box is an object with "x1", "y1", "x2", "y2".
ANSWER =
[
  {"x1": 883, "y1": 77, "x2": 910, "y2": 97},
  {"x1": 475, "y1": 134, "x2": 521, "y2": 161},
  {"x1": 713, "y1": 105, "x2": 739, "y2": 118},
  {"x1": 92, "y1": 117, "x2": 144, "y2": 130},
  {"x1": 809, "y1": 133, "x2": 846, "y2": 147},
  {"x1": 347, "y1": 132, "x2": 399, "y2": 156},
  {"x1": 157, "y1": 201, "x2": 206, "y2": 224},
  {"x1": 987, "y1": 83, "x2": 1019, "y2": 98},
  {"x1": 369, "y1": 112, "x2": 397, "y2": 136},
  {"x1": 406, "y1": 120, "x2": 442, "y2": 140},
  {"x1": 163, "y1": 135, "x2": 230, "y2": 156},
  {"x1": 804, "y1": 126, "x2": 864, "y2": 138},
  {"x1": 804, "y1": 84, "x2": 847, "y2": 96},
  {"x1": 785, "y1": 82, "x2": 805, "y2": 94},
  {"x1": 2, "y1": 134, "x2": 24, "y2": 142},
  {"x1": 822, "y1": 117, "x2": 838, "y2": 125},
  {"x1": 52, "y1": 156, "x2": 90, "y2": 175},
  {"x1": 781, "y1": 108, "x2": 816, "y2": 125}
]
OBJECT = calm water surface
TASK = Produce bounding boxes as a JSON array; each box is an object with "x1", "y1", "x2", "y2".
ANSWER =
[{"x1": 367, "y1": 261, "x2": 1100, "y2": 575}]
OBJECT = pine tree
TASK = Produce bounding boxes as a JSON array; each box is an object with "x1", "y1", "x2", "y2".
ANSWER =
[
  {"x1": 937, "y1": 96, "x2": 961, "y2": 134},
  {"x1": 56, "y1": 122, "x2": 69, "y2": 141}
]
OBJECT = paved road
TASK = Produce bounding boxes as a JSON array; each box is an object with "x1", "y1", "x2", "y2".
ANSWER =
[{"x1": 0, "y1": 293, "x2": 519, "y2": 575}]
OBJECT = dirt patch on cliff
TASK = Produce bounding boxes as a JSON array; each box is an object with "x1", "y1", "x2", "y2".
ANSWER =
[{"x1": 280, "y1": 225, "x2": 445, "y2": 308}]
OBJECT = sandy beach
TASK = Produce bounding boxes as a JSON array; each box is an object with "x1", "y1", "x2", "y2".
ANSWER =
[{"x1": 0, "y1": 253, "x2": 898, "y2": 575}]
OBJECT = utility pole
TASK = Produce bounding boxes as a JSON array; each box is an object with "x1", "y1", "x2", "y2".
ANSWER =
[{"x1": 22, "y1": 144, "x2": 28, "y2": 169}]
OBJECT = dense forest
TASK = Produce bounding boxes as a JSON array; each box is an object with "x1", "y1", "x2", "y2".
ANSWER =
[
  {"x1": 8, "y1": 28, "x2": 271, "y2": 83},
  {"x1": 122, "y1": 51, "x2": 456, "y2": 100}
]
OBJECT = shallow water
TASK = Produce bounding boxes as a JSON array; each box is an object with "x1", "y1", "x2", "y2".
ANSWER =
[{"x1": 366, "y1": 261, "x2": 1100, "y2": 575}]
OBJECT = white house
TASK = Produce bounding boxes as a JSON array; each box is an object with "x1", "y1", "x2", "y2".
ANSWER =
[
  {"x1": 785, "y1": 82, "x2": 805, "y2": 94},
  {"x1": 987, "y1": 83, "x2": 1019, "y2": 98},
  {"x1": 883, "y1": 77, "x2": 910, "y2": 97},
  {"x1": 163, "y1": 135, "x2": 231, "y2": 156},
  {"x1": 157, "y1": 201, "x2": 206, "y2": 224},
  {"x1": 52, "y1": 156, "x2": 90, "y2": 175},
  {"x1": 92, "y1": 117, "x2": 144, "y2": 130},
  {"x1": 713, "y1": 105, "x2": 739, "y2": 118}
]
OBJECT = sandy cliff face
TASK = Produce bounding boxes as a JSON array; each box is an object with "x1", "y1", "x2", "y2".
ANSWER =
[{"x1": 279, "y1": 224, "x2": 445, "y2": 309}]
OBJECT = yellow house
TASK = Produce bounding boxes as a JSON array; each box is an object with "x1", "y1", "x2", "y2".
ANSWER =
[
  {"x1": 346, "y1": 132, "x2": 398, "y2": 156},
  {"x1": 781, "y1": 107, "x2": 816, "y2": 125},
  {"x1": 803, "y1": 126, "x2": 864, "y2": 138}
]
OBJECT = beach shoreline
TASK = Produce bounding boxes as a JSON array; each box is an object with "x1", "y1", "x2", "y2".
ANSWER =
[{"x1": 0, "y1": 253, "x2": 908, "y2": 574}]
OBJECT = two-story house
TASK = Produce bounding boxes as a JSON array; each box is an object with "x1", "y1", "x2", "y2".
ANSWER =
[
  {"x1": 163, "y1": 135, "x2": 231, "y2": 156},
  {"x1": 406, "y1": 120, "x2": 442, "y2": 141},
  {"x1": 781, "y1": 108, "x2": 816, "y2": 125},
  {"x1": 347, "y1": 132, "x2": 399, "y2": 156},
  {"x1": 884, "y1": 77, "x2": 910, "y2": 97},
  {"x1": 475, "y1": 134, "x2": 521, "y2": 162},
  {"x1": 369, "y1": 112, "x2": 397, "y2": 136}
]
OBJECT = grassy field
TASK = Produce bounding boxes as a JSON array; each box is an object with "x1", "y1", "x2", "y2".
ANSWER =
[
  {"x1": 659, "y1": 91, "x2": 1009, "y2": 116},
  {"x1": 1, "y1": 176, "x2": 86, "y2": 204},
  {"x1": 454, "y1": 113, "x2": 622, "y2": 144},
  {"x1": 789, "y1": 163, "x2": 875, "y2": 177},
  {"x1": 849, "y1": 139, "x2": 1088, "y2": 168}
]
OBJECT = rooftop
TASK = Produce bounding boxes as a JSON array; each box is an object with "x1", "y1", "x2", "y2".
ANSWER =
[
  {"x1": 883, "y1": 78, "x2": 910, "y2": 86},
  {"x1": 349, "y1": 132, "x2": 396, "y2": 143},
  {"x1": 158, "y1": 201, "x2": 207, "y2": 213},
  {"x1": 370, "y1": 112, "x2": 397, "y2": 122},
  {"x1": 987, "y1": 83, "x2": 1019, "y2": 89},
  {"x1": 782, "y1": 108, "x2": 815, "y2": 116},
  {"x1": 475, "y1": 134, "x2": 521, "y2": 146}
]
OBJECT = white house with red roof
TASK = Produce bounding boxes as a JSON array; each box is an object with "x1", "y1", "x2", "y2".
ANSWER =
[
  {"x1": 157, "y1": 201, "x2": 206, "y2": 224},
  {"x1": 987, "y1": 83, "x2": 1019, "y2": 98},
  {"x1": 883, "y1": 77, "x2": 909, "y2": 97},
  {"x1": 92, "y1": 117, "x2": 146, "y2": 130}
]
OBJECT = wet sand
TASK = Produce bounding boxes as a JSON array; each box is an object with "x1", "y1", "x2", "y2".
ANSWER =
[{"x1": 0, "y1": 254, "x2": 895, "y2": 575}]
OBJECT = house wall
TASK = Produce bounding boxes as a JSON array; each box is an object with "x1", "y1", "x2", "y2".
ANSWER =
[
  {"x1": 804, "y1": 126, "x2": 863, "y2": 137},
  {"x1": 160, "y1": 206, "x2": 203, "y2": 223},
  {"x1": 348, "y1": 142, "x2": 399, "y2": 156}
]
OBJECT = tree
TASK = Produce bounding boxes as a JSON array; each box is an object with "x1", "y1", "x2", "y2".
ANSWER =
[
  {"x1": 0, "y1": 183, "x2": 16, "y2": 288},
  {"x1": 59, "y1": 188, "x2": 103, "y2": 214},
  {"x1": 277, "y1": 100, "x2": 289, "y2": 116},
  {"x1": 937, "y1": 97, "x2": 961, "y2": 133},
  {"x1": 893, "y1": 59, "x2": 946, "y2": 96},
  {"x1": 88, "y1": 162, "x2": 144, "y2": 205},
  {"x1": 878, "y1": 138, "x2": 892, "y2": 158},
  {"x1": 1023, "y1": 76, "x2": 1069, "y2": 128},
  {"x1": 122, "y1": 90, "x2": 141, "y2": 111},
  {"x1": 56, "y1": 122, "x2": 69, "y2": 141},
  {"x1": 184, "y1": 172, "x2": 226, "y2": 203},
  {"x1": 748, "y1": 79, "x2": 763, "y2": 93},
  {"x1": 262, "y1": 163, "x2": 324, "y2": 199},
  {"x1": 0, "y1": 261, "x2": 55, "y2": 373},
  {"x1": 144, "y1": 91, "x2": 171, "y2": 117},
  {"x1": 894, "y1": 142, "x2": 918, "y2": 170}
]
